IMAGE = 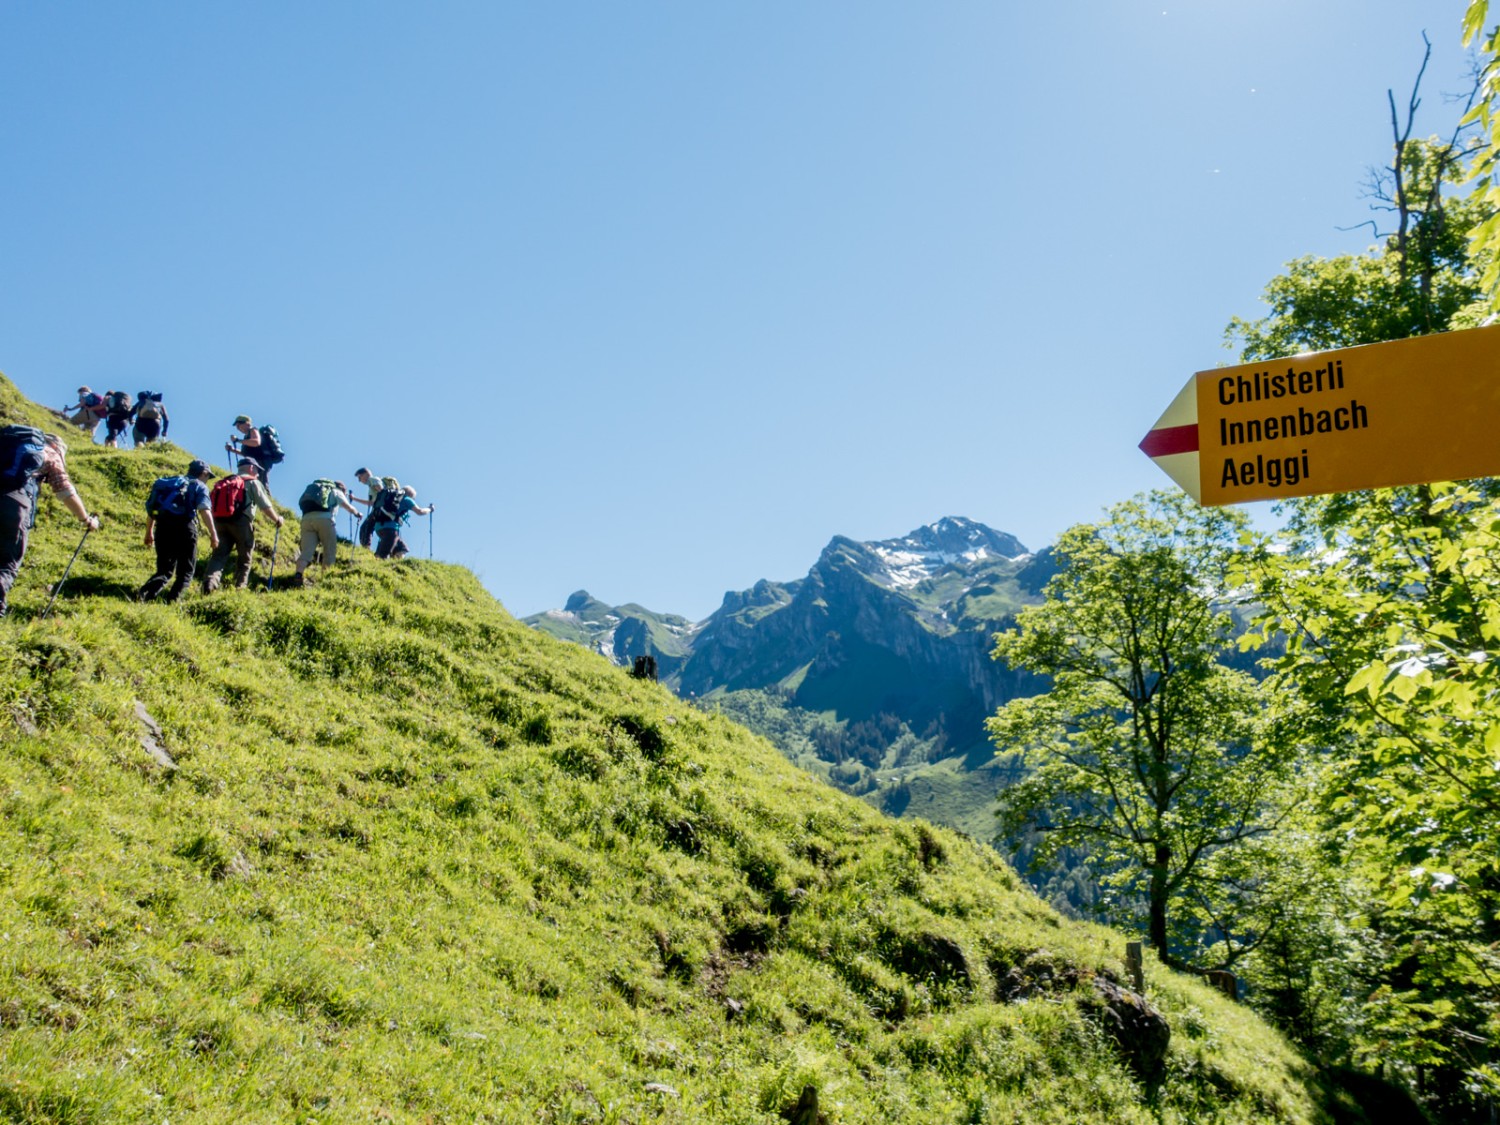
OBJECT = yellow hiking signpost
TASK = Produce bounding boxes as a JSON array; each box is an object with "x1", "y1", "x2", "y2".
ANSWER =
[{"x1": 1139, "y1": 324, "x2": 1500, "y2": 506}]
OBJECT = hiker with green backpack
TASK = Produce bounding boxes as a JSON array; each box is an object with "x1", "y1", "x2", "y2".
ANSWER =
[
  {"x1": 351, "y1": 467, "x2": 383, "y2": 549},
  {"x1": 0, "y1": 427, "x2": 101, "y2": 619},
  {"x1": 138, "y1": 459, "x2": 218, "y2": 603},
  {"x1": 292, "y1": 478, "x2": 359, "y2": 585},
  {"x1": 201, "y1": 459, "x2": 284, "y2": 593}
]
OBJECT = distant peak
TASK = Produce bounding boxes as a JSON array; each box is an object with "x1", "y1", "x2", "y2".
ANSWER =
[
  {"x1": 563, "y1": 590, "x2": 595, "y2": 613},
  {"x1": 884, "y1": 518, "x2": 1027, "y2": 560}
]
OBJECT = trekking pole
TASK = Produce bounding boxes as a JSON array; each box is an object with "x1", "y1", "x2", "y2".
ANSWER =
[
  {"x1": 266, "y1": 524, "x2": 281, "y2": 591},
  {"x1": 41, "y1": 527, "x2": 92, "y2": 619},
  {"x1": 429, "y1": 505, "x2": 434, "y2": 559}
]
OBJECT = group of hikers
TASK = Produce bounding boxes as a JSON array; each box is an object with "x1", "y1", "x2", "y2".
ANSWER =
[
  {"x1": 57, "y1": 385, "x2": 171, "y2": 449},
  {"x1": 0, "y1": 395, "x2": 434, "y2": 618}
]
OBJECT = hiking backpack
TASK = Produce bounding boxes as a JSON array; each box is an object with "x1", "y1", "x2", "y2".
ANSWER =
[
  {"x1": 105, "y1": 391, "x2": 130, "y2": 414},
  {"x1": 136, "y1": 393, "x2": 163, "y2": 420},
  {"x1": 81, "y1": 392, "x2": 106, "y2": 416},
  {"x1": 0, "y1": 426, "x2": 48, "y2": 528},
  {"x1": 145, "y1": 476, "x2": 194, "y2": 519},
  {"x1": 371, "y1": 485, "x2": 405, "y2": 524},
  {"x1": 255, "y1": 426, "x2": 285, "y2": 464},
  {"x1": 210, "y1": 475, "x2": 249, "y2": 520},
  {"x1": 298, "y1": 479, "x2": 339, "y2": 514}
]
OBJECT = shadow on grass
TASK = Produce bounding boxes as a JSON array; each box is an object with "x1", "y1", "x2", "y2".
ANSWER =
[{"x1": 47, "y1": 574, "x2": 139, "y2": 602}]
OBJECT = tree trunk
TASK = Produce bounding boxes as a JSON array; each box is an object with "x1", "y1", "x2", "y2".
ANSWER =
[{"x1": 1149, "y1": 842, "x2": 1172, "y2": 960}]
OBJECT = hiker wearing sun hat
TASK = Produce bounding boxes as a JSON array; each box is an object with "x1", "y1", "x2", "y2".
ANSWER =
[{"x1": 138, "y1": 459, "x2": 219, "y2": 603}]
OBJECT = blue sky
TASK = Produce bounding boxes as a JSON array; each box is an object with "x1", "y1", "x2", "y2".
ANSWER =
[{"x1": 0, "y1": 1, "x2": 1479, "y2": 619}]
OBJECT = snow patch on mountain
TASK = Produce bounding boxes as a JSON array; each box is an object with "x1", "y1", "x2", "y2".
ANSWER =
[
  {"x1": 868, "y1": 546, "x2": 990, "y2": 588},
  {"x1": 864, "y1": 517, "x2": 1028, "y2": 589}
]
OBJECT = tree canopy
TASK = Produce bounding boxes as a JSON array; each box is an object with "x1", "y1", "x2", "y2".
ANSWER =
[{"x1": 989, "y1": 493, "x2": 1293, "y2": 971}]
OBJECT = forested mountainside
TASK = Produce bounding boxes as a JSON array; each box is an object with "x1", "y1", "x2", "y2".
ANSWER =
[{"x1": 527, "y1": 518, "x2": 1056, "y2": 838}]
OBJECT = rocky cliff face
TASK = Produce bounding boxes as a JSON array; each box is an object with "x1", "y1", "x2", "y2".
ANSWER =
[{"x1": 678, "y1": 521, "x2": 1046, "y2": 742}]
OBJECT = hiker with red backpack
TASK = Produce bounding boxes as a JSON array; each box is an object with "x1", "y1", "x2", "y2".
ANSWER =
[
  {"x1": 0, "y1": 427, "x2": 101, "y2": 619},
  {"x1": 225, "y1": 415, "x2": 284, "y2": 483},
  {"x1": 292, "y1": 479, "x2": 360, "y2": 584},
  {"x1": 201, "y1": 459, "x2": 284, "y2": 593},
  {"x1": 138, "y1": 459, "x2": 219, "y2": 604}
]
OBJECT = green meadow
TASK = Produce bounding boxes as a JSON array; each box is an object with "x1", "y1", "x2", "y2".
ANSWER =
[{"x1": 0, "y1": 376, "x2": 1343, "y2": 1122}]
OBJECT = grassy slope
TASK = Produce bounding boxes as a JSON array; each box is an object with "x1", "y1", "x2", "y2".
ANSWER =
[{"x1": 0, "y1": 377, "x2": 1333, "y2": 1124}]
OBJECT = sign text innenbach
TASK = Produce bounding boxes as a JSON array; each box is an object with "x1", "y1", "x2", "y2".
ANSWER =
[{"x1": 1139, "y1": 325, "x2": 1500, "y2": 506}]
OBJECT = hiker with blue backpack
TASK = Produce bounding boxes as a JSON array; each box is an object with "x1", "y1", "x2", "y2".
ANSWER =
[
  {"x1": 0, "y1": 427, "x2": 101, "y2": 619},
  {"x1": 292, "y1": 478, "x2": 360, "y2": 585},
  {"x1": 370, "y1": 478, "x2": 432, "y2": 560},
  {"x1": 225, "y1": 415, "x2": 284, "y2": 482},
  {"x1": 137, "y1": 459, "x2": 219, "y2": 603},
  {"x1": 201, "y1": 459, "x2": 284, "y2": 593},
  {"x1": 51, "y1": 387, "x2": 107, "y2": 439}
]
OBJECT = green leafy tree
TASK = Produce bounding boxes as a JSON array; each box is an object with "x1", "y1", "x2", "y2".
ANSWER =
[
  {"x1": 1241, "y1": 484, "x2": 1500, "y2": 1107},
  {"x1": 1228, "y1": 42, "x2": 1500, "y2": 1105},
  {"x1": 1463, "y1": 1, "x2": 1500, "y2": 310},
  {"x1": 988, "y1": 493, "x2": 1294, "y2": 970}
]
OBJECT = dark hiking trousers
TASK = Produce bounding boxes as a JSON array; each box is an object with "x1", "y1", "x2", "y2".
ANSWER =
[
  {"x1": 0, "y1": 491, "x2": 33, "y2": 614},
  {"x1": 138, "y1": 516, "x2": 199, "y2": 602},
  {"x1": 375, "y1": 526, "x2": 409, "y2": 560},
  {"x1": 202, "y1": 514, "x2": 256, "y2": 591},
  {"x1": 358, "y1": 509, "x2": 377, "y2": 549}
]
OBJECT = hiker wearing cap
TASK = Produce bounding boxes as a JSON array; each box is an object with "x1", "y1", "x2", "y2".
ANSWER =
[
  {"x1": 131, "y1": 392, "x2": 169, "y2": 446},
  {"x1": 351, "y1": 467, "x2": 384, "y2": 549},
  {"x1": 138, "y1": 460, "x2": 218, "y2": 603},
  {"x1": 370, "y1": 477, "x2": 432, "y2": 560},
  {"x1": 201, "y1": 459, "x2": 284, "y2": 593},
  {"x1": 225, "y1": 416, "x2": 285, "y2": 482},
  {"x1": 292, "y1": 478, "x2": 360, "y2": 584},
  {"x1": 0, "y1": 427, "x2": 101, "y2": 618}
]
